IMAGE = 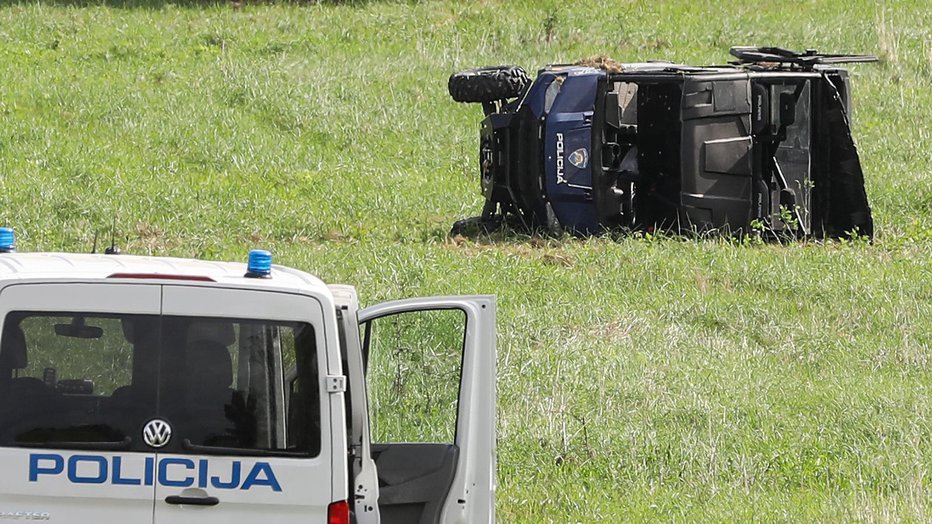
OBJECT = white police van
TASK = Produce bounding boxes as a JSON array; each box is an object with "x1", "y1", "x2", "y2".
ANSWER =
[{"x1": 0, "y1": 228, "x2": 496, "y2": 523}]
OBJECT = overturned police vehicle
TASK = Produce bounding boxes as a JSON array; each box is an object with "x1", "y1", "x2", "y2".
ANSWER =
[{"x1": 448, "y1": 46, "x2": 876, "y2": 238}]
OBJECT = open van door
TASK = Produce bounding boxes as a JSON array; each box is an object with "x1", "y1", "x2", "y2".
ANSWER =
[{"x1": 359, "y1": 296, "x2": 496, "y2": 524}]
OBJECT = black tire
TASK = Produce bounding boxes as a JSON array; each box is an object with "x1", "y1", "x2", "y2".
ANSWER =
[
  {"x1": 448, "y1": 66, "x2": 530, "y2": 103},
  {"x1": 450, "y1": 215, "x2": 504, "y2": 237}
]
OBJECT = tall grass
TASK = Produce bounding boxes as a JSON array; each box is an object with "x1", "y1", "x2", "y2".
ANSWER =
[{"x1": 0, "y1": 0, "x2": 930, "y2": 520}]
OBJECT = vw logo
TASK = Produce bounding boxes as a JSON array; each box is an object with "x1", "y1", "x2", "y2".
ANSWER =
[{"x1": 142, "y1": 419, "x2": 172, "y2": 448}]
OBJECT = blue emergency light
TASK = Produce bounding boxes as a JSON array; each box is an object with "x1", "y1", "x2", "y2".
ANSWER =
[
  {"x1": 245, "y1": 249, "x2": 272, "y2": 278},
  {"x1": 0, "y1": 227, "x2": 15, "y2": 253}
]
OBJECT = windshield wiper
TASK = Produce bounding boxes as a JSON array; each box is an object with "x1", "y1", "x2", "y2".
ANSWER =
[
  {"x1": 19, "y1": 436, "x2": 132, "y2": 451},
  {"x1": 182, "y1": 439, "x2": 308, "y2": 457}
]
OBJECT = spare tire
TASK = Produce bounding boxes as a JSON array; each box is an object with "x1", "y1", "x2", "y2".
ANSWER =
[{"x1": 448, "y1": 66, "x2": 530, "y2": 103}]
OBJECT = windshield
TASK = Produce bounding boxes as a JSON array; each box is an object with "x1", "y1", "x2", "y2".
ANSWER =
[{"x1": 0, "y1": 312, "x2": 320, "y2": 457}]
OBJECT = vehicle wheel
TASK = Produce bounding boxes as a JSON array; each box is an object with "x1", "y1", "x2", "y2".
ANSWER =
[
  {"x1": 450, "y1": 215, "x2": 504, "y2": 237},
  {"x1": 448, "y1": 66, "x2": 530, "y2": 103}
]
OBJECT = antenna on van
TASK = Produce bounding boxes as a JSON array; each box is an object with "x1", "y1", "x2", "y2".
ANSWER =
[
  {"x1": 91, "y1": 230, "x2": 99, "y2": 254},
  {"x1": 104, "y1": 219, "x2": 120, "y2": 255}
]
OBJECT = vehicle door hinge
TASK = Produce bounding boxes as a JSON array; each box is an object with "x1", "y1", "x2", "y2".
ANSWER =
[{"x1": 326, "y1": 375, "x2": 347, "y2": 393}]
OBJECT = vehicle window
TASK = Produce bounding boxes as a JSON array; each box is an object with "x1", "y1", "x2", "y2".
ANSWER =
[
  {"x1": 0, "y1": 312, "x2": 157, "y2": 448},
  {"x1": 0, "y1": 312, "x2": 320, "y2": 457},
  {"x1": 363, "y1": 309, "x2": 465, "y2": 443},
  {"x1": 159, "y1": 317, "x2": 320, "y2": 457}
]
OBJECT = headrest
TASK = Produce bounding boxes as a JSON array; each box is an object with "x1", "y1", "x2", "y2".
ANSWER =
[
  {"x1": 186, "y1": 340, "x2": 233, "y2": 389},
  {"x1": 122, "y1": 317, "x2": 159, "y2": 345},
  {"x1": 0, "y1": 322, "x2": 28, "y2": 369},
  {"x1": 186, "y1": 321, "x2": 236, "y2": 347}
]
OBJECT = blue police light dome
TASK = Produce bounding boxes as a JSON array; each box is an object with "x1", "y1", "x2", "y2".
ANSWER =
[
  {"x1": 245, "y1": 249, "x2": 272, "y2": 278},
  {"x1": 0, "y1": 227, "x2": 15, "y2": 253}
]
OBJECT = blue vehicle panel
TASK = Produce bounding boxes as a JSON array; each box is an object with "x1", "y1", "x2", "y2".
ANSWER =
[{"x1": 538, "y1": 70, "x2": 602, "y2": 233}]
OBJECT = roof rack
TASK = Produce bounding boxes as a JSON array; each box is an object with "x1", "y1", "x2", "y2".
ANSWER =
[{"x1": 729, "y1": 46, "x2": 878, "y2": 69}]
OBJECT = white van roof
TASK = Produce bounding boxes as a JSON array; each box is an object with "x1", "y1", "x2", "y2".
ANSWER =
[{"x1": 0, "y1": 252, "x2": 333, "y2": 296}]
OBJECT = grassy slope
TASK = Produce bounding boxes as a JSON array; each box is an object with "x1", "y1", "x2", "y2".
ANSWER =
[{"x1": 0, "y1": 0, "x2": 930, "y2": 520}]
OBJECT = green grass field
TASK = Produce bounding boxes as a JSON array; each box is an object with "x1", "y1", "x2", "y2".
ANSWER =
[{"x1": 1, "y1": 0, "x2": 931, "y2": 520}]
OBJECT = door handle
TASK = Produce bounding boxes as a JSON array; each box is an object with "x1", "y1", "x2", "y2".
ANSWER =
[{"x1": 164, "y1": 495, "x2": 220, "y2": 506}]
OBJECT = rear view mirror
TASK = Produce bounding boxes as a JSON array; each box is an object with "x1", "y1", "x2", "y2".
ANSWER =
[{"x1": 54, "y1": 318, "x2": 103, "y2": 339}]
